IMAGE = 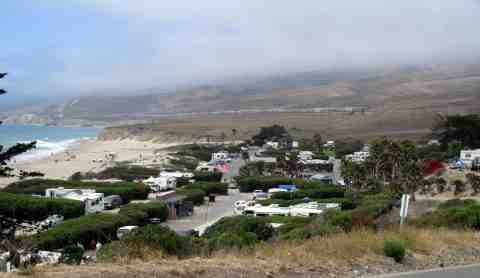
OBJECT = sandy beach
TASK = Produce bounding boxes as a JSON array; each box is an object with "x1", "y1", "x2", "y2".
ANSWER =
[{"x1": 0, "y1": 139, "x2": 179, "y2": 188}]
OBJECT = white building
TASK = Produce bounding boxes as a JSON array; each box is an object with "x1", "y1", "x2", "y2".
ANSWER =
[
  {"x1": 45, "y1": 188, "x2": 104, "y2": 214},
  {"x1": 291, "y1": 141, "x2": 299, "y2": 149},
  {"x1": 345, "y1": 151, "x2": 370, "y2": 162},
  {"x1": 323, "y1": 141, "x2": 335, "y2": 148},
  {"x1": 265, "y1": 141, "x2": 280, "y2": 150},
  {"x1": 143, "y1": 176, "x2": 177, "y2": 192},
  {"x1": 160, "y1": 170, "x2": 194, "y2": 178},
  {"x1": 211, "y1": 151, "x2": 229, "y2": 161},
  {"x1": 460, "y1": 149, "x2": 480, "y2": 168},
  {"x1": 298, "y1": 151, "x2": 314, "y2": 161}
]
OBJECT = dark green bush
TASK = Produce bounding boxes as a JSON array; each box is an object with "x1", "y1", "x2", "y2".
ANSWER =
[
  {"x1": 176, "y1": 188, "x2": 206, "y2": 205},
  {"x1": 61, "y1": 245, "x2": 84, "y2": 265},
  {"x1": 183, "y1": 182, "x2": 228, "y2": 195},
  {"x1": 384, "y1": 239, "x2": 406, "y2": 262},
  {"x1": 122, "y1": 225, "x2": 192, "y2": 256},
  {"x1": 94, "y1": 166, "x2": 159, "y2": 182},
  {"x1": 208, "y1": 232, "x2": 257, "y2": 250},
  {"x1": 416, "y1": 200, "x2": 480, "y2": 230},
  {"x1": 193, "y1": 171, "x2": 223, "y2": 182},
  {"x1": 34, "y1": 213, "x2": 132, "y2": 250},
  {"x1": 203, "y1": 216, "x2": 275, "y2": 241},
  {"x1": 34, "y1": 202, "x2": 168, "y2": 250},
  {"x1": 280, "y1": 225, "x2": 337, "y2": 241},
  {"x1": 119, "y1": 202, "x2": 169, "y2": 225},
  {"x1": 237, "y1": 176, "x2": 293, "y2": 192},
  {"x1": 0, "y1": 192, "x2": 84, "y2": 221},
  {"x1": 3, "y1": 179, "x2": 149, "y2": 202},
  {"x1": 328, "y1": 211, "x2": 353, "y2": 232},
  {"x1": 271, "y1": 187, "x2": 344, "y2": 200}
]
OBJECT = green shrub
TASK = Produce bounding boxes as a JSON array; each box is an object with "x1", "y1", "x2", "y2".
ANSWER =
[
  {"x1": 193, "y1": 171, "x2": 223, "y2": 182},
  {"x1": 122, "y1": 225, "x2": 192, "y2": 256},
  {"x1": 208, "y1": 232, "x2": 257, "y2": 250},
  {"x1": 176, "y1": 188, "x2": 206, "y2": 205},
  {"x1": 183, "y1": 182, "x2": 228, "y2": 195},
  {"x1": 203, "y1": 216, "x2": 275, "y2": 241},
  {"x1": 384, "y1": 239, "x2": 406, "y2": 262},
  {"x1": 0, "y1": 192, "x2": 84, "y2": 221},
  {"x1": 237, "y1": 176, "x2": 331, "y2": 192},
  {"x1": 34, "y1": 202, "x2": 168, "y2": 250},
  {"x1": 94, "y1": 166, "x2": 159, "y2": 182},
  {"x1": 34, "y1": 213, "x2": 132, "y2": 250},
  {"x1": 3, "y1": 179, "x2": 149, "y2": 202},
  {"x1": 280, "y1": 225, "x2": 337, "y2": 241},
  {"x1": 119, "y1": 202, "x2": 168, "y2": 225},
  {"x1": 416, "y1": 199, "x2": 480, "y2": 230},
  {"x1": 328, "y1": 211, "x2": 353, "y2": 232},
  {"x1": 61, "y1": 245, "x2": 84, "y2": 265}
]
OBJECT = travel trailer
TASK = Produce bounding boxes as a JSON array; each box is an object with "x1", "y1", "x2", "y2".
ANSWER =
[
  {"x1": 45, "y1": 188, "x2": 104, "y2": 214},
  {"x1": 143, "y1": 176, "x2": 177, "y2": 192}
]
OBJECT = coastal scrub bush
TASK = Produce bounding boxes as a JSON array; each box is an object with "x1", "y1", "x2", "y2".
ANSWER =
[
  {"x1": 33, "y1": 202, "x2": 169, "y2": 250},
  {"x1": 176, "y1": 188, "x2": 206, "y2": 205},
  {"x1": 416, "y1": 199, "x2": 480, "y2": 230},
  {"x1": 183, "y1": 182, "x2": 228, "y2": 195},
  {"x1": 203, "y1": 216, "x2": 275, "y2": 242},
  {"x1": 383, "y1": 239, "x2": 406, "y2": 262},
  {"x1": 328, "y1": 211, "x2": 353, "y2": 232},
  {"x1": 60, "y1": 245, "x2": 84, "y2": 265},
  {"x1": 93, "y1": 166, "x2": 159, "y2": 182},
  {"x1": 3, "y1": 179, "x2": 149, "y2": 202},
  {"x1": 34, "y1": 213, "x2": 132, "y2": 250},
  {"x1": 0, "y1": 192, "x2": 84, "y2": 221},
  {"x1": 207, "y1": 231, "x2": 257, "y2": 251},
  {"x1": 193, "y1": 171, "x2": 223, "y2": 182},
  {"x1": 453, "y1": 179, "x2": 466, "y2": 195},
  {"x1": 119, "y1": 202, "x2": 168, "y2": 225},
  {"x1": 237, "y1": 176, "x2": 293, "y2": 192}
]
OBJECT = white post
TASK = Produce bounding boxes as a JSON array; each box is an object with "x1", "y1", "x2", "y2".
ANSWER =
[{"x1": 399, "y1": 194, "x2": 410, "y2": 229}]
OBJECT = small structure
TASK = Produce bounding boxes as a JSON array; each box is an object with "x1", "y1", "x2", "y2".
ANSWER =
[
  {"x1": 46, "y1": 188, "x2": 104, "y2": 214},
  {"x1": 103, "y1": 195, "x2": 123, "y2": 209},
  {"x1": 117, "y1": 226, "x2": 139, "y2": 239},
  {"x1": 211, "y1": 151, "x2": 229, "y2": 161},
  {"x1": 345, "y1": 151, "x2": 370, "y2": 162},
  {"x1": 265, "y1": 141, "x2": 280, "y2": 150},
  {"x1": 162, "y1": 195, "x2": 194, "y2": 219},
  {"x1": 323, "y1": 141, "x2": 335, "y2": 148},
  {"x1": 291, "y1": 141, "x2": 299, "y2": 149},
  {"x1": 143, "y1": 176, "x2": 177, "y2": 192},
  {"x1": 298, "y1": 151, "x2": 314, "y2": 161},
  {"x1": 242, "y1": 202, "x2": 340, "y2": 217},
  {"x1": 244, "y1": 204, "x2": 290, "y2": 217},
  {"x1": 460, "y1": 149, "x2": 480, "y2": 169},
  {"x1": 160, "y1": 170, "x2": 194, "y2": 178}
]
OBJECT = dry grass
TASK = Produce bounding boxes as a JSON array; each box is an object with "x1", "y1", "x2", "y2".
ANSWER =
[
  {"x1": 252, "y1": 227, "x2": 479, "y2": 267},
  {"x1": 6, "y1": 228, "x2": 480, "y2": 278}
]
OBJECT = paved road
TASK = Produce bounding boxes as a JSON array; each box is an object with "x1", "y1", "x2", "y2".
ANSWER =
[
  {"x1": 166, "y1": 157, "x2": 249, "y2": 234},
  {"x1": 372, "y1": 264, "x2": 480, "y2": 278},
  {"x1": 165, "y1": 189, "x2": 250, "y2": 234}
]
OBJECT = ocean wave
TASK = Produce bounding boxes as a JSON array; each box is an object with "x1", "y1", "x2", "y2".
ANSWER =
[{"x1": 14, "y1": 139, "x2": 82, "y2": 162}]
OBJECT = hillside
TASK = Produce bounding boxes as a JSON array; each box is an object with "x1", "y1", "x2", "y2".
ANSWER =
[{"x1": 96, "y1": 63, "x2": 480, "y2": 141}]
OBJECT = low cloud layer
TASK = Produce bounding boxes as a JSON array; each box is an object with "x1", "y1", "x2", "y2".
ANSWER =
[{"x1": 3, "y1": 0, "x2": 480, "y2": 96}]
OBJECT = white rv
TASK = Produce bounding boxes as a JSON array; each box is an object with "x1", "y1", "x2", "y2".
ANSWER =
[
  {"x1": 45, "y1": 187, "x2": 104, "y2": 214},
  {"x1": 460, "y1": 149, "x2": 480, "y2": 168},
  {"x1": 143, "y1": 176, "x2": 177, "y2": 192}
]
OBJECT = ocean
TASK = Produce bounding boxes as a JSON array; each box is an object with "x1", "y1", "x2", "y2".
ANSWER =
[{"x1": 0, "y1": 124, "x2": 101, "y2": 161}]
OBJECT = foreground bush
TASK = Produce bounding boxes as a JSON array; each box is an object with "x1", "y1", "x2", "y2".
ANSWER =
[
  {"x1": 183, "y1": 182, "x2": 228, "y2": 196},
  {"x1": 193, "y1": 171, "x2": 223, "y2": 183},
  {"x1": 203, "y1": 216, "x2": 275, "y2": 242},
  {"x1": 0, "y1": 192, "x2": 84, "y2": 221},
  {"x1": 416, "y1": 199, "x2": 480, "y2": 229},
  {"x1": 176, "y1": 188, "x2": 206, "y2": 205},
  {"x1": 3, "y1": 179, "x2": 149, "y2": 202},
  {"x1": 384, "y1": 239, "x2": 406, "y2": 262},
  {"x1": 33, "y1": 202, "x2": 168, "y2": 250},
  {"x1": 119, "y1": 202, "x2": 168, "y2": 225},
  {"x1": 92, "y1": 166, "x2": 160, "y2": 182}
]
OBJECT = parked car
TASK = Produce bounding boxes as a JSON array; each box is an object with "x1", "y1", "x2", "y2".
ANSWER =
[
  {"x1": 148, "y1": 218, "x2": 163, "y2": 224},
  {"x1": 104, "y1": 195, "x2": 123, "y2": 210}
]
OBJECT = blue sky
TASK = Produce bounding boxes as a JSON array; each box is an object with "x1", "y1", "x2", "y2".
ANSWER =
[{"x1": 2, "y1": 0, "x2": 480, "y2": 104}]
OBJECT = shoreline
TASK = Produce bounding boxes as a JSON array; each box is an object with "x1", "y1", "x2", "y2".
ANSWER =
[{"x1": 0, "y1": 139, "x2": 179, "y2": 188}]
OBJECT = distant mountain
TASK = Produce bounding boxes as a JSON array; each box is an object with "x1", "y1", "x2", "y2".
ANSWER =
[{"x1": 5, "y1": 62, "x2": 480, "y2": 130}]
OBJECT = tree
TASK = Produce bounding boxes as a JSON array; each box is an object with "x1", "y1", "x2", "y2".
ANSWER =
[
  {"x1": 435, "y1": 177, "x2": 447, "y2": 194},
  {"x1": 467, "y1": 173, "x2": 480, "y2": 195},
  {"x1": 431, "y1": 114, "x2": 480, "y2": 150},
  {"x1": 252, "y1": 125, "x2": 288, "y2": 146},
  {"x1": 0, "y1": 73, "x2": 36, "y2": 177},
  {"x1": 453, "y1": 179, "x2": 466, "y2": 195},
  {"x1": 231, "y1": 128, "x2": 237, "y2": 140}
]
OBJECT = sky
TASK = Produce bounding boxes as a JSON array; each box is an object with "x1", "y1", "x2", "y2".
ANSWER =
[{"x1": 2, "y1": 0, "x2": 480, "y2": 103}]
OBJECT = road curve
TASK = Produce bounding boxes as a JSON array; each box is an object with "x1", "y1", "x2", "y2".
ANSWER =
[{"x1": 371, "y1": 263, "x2": 480, "y2": 278}]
